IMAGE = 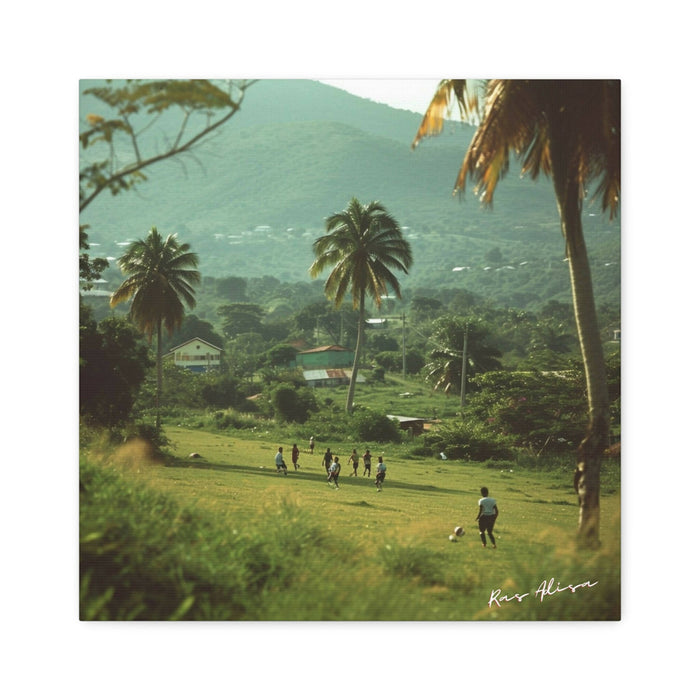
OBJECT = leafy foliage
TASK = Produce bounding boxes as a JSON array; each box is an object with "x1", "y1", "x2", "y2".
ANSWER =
[
  {"x1": 424, "y1": 316, "x2": 503, "y2": 394},
  {"x1": 110, "y1": 227, "x2": 201, "y2": 340},
  {"x1": 79, "y1": 79, "x2": 254, "y2": 213},
  {"x1": 79, "y1": 303, "x2": 152, "y2": 426},
  {"x1": 352, "y1": 408, "x2": 402, "y2": 443},
  {"x1": 271, "y1": 384, "x2": 318, "y2": 424}
]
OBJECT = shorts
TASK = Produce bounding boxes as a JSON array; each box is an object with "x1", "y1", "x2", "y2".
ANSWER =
[{"x1": 478, "y1": 514, "x2": 496, "y2": 533}]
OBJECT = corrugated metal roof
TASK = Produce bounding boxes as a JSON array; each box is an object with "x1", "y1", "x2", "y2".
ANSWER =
[
  {"x1": 298, "y1": 345, "x2": 351, "y2": 355},
  {"x1": 303, "y1": 369, "x2": 366, "y2": 382}
]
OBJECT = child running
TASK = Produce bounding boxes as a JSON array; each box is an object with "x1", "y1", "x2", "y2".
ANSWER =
[
  {"x1": 327, "y1": 456, "x2": 340, "y2": 489},
  {"x1": 375, "y1": 456, "x2": 387, "y2": 491},
  {"x1": 322, "y1": 448, "x2": 333, "y2": 474},
  {"x1": 275, "y1": 447, "x2": 288, "y2": 476},
  {"x1": 291, "y1": 443, "x2": 300, "y2": 471}
]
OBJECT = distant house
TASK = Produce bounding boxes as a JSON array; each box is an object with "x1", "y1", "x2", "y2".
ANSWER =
[
  {"x1": 165, "y1": 337, "x2": 222, "y2": 373},
  {"x1": 303, "y1": 369, "x2": 366, "y2": 388},
  {"x1": 295, "y1": 345, "x2": 354, "y2": 369}
]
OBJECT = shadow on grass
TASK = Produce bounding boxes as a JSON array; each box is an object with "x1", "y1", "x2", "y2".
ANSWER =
[{"x1": 166, "y1": 458, "x2": 466, "y2": 495}]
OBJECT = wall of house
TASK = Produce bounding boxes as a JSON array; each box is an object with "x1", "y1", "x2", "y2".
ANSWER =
[
  {"x1": 296, "y1": 350, "x2": 353, "y2": 368},
  {"x1": 173, "y1": 339, "x2": 221, "y2": 371}
]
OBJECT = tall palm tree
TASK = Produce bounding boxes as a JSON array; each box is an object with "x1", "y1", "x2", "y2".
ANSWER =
[
  {"x1": 413, "y1": 79, "x2": 620, "y2": 548},
  {"x1": 110, "y1": 226, "x2": 201, "y2": 430},
  {"x1": 309, "y1": 198, "x2": 413, "y2": 413}
]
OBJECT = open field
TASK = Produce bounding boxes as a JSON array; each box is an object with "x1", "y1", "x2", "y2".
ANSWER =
[{"x1": 80, "y1": 425, "x2": 620, "y2": 621}]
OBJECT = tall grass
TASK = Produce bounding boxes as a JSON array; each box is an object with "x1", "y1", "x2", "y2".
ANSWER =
[{"x1": 80, "y1": 429, "x2": 620, "y2": 621}]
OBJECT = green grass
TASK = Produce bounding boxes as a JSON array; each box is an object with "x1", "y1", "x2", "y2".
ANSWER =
[
  {"x1": 79, "y1": 426, "x2": 620, "y2": 621},
  {"x1": 312, "y1": 374, "x2": 463, "y2": 421}
]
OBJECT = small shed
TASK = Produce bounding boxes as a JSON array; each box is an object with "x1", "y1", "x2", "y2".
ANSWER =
[
  {"x1": 386, "y1": 415, "x2": 427, "y2": 437},
  {"x1": 303, "y1": 369, "x2": 366, "y2": 388}
]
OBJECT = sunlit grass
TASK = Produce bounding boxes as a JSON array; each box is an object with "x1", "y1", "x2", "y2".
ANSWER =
[{"x1": 80, "y1": 426, "x2": 620, "y2": 620}]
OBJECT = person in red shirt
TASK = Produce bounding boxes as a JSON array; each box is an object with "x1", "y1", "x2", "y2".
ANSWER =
[{"x1": 291, "y1": 443, "x2": 300, "y2": 471}]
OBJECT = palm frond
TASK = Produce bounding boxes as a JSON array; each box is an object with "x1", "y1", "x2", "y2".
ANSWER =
[{"x1": 411, "y1": 80, "x2": 478, "y2": 149}]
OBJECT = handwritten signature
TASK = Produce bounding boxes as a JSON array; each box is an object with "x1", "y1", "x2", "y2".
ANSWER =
[{"x1": 488, "y1": 578, "x2": 598, "y2": 608}]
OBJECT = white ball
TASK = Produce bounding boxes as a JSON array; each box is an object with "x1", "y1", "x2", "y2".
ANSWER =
[
  {"x1": 454, "y1": 526, "x2": 465, "y2": 537},
  {"x1": 448, "y1": 534, "x2": 457, "y2": 541}
]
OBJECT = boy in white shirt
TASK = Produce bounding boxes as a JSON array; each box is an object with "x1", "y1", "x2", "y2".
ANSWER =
[
  {"x1": 475, "y1": 486, "x2": 498, "y2": 548},
  {"x1": 275, "y1": 447, "x2": 288, "y2": 475}
]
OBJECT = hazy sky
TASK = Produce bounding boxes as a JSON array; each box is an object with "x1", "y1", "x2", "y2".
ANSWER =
[{"x1": 319, "y1": 79, "x2": 441, "y2": 115}]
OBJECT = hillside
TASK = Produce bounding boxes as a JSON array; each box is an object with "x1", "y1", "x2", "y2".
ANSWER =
[{"x1": 79, "y1": 79, "x2": 620, "y2": 311}]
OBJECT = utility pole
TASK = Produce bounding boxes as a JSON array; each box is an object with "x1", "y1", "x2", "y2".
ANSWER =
[
  {"x1": 460, "y1": 322, "x2": 468, "y2": 412},
  {"x1": 402, "y1": 313, "x2": 406, "y2": 380}
]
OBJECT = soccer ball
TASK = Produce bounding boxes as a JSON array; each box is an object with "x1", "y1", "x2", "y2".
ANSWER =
[
  {"x1": 454, "y1": 526, "x2": 465, "y2": 537},
  {"x1": 448, "y1": 534, "x2": 457, "y2": 542}
]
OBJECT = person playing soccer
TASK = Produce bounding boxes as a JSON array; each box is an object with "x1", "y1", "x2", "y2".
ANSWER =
[
  {"x1": 327, "y1": 456, "x2": 340, "y2": 489},
  {"x1": 375, "y1": 456, "x2": 387, "y2": 491},
  {"x1": 275, "y1": 447, "x2": 288, "y2": 476},
  {"x1": 475, "y1": 486, "x2": 498, "y2": 548},
  {"x1": 363, "y1": 448, "x2": 372, "y2": 477},
  {"x1": 322, "y1": 448, "x2": 333, "y2": 474},
  {"x1": 291, "y1": 443, "x2": 300, "y2": 471},
  {"x1": 348, "y1": 449, "x2": 360, "y2": 476}
]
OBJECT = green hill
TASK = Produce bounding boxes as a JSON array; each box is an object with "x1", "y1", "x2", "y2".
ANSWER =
[{"x1": 79, "y1": 79, "x2": 620, "y2": 311}]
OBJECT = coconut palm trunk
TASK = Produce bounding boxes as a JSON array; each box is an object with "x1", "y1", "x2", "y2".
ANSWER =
[
  {"x1": 551, "y1": 138, "x2": 610, "y2": 548},
  {"x1": 346, "y1": 295, "x2": 365, "y2": 413}
]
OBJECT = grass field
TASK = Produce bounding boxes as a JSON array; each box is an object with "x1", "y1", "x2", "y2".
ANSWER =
[{"x1": 80, "y1": 423, "x2": 620, "y2": 621}]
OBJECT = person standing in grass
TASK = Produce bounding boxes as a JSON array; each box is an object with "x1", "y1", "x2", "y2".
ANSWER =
[
  {"x1": 291, "y1": 443, "x2": 300, "y2": 471},
  {"x1": 322, "y1": 448, "x2": 333, "y2": 474},
  {"x1": 475, "y1": 486, "x2": 498, "y2": 548},
  {"x1": 363, "y1": 448, "x2": 372, "y2": 477},
  {"x1": 327, "y1": 455, "x2": 340, "y2": 489},
  {"x1": 375, "y1": 456, "x2": 387, "y2": 491},
  {"x1": 275, "y1": 447, "x2": 288, "y2": 476},
  {"x1": 348, "y1": 449, "x2": 360, "y2": 476},
  {"x1": 309, "y1": 436, "x2": 315, "y2": 454}
]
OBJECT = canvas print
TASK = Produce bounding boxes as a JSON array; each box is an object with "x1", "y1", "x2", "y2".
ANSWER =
[{"x1": 79, "y1": 78, "x2": 621, "y2": 621}]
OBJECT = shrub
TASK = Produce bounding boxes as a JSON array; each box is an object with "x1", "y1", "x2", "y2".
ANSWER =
[
  {"x1": 271, "y1": 384, "x2": 318, "y2": 423},
  {"x1": 352, "y1": 408, "x2": 402, "y2": 443},
  {"x1": 422, "y1": 419, "x2": 513, "y2": 462}
]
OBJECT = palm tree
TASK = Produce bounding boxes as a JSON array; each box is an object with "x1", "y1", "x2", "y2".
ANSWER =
[
  {"x1": 110, "y1": 226, "x2": 201, "y2": 430},
  {"x1": 309, "y1": 197, "x2": 413, "y2": 413},
  {"x1": 424, "y1": 316, "x2": 502, "y2": 397},
  {"x1": 413, "y1": 79, "x2": 620, "y2": 547}
]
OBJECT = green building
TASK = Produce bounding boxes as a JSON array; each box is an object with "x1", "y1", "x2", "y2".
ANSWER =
[{"x1": 295, "y1": 345, "x2": 354, "y2": 369}]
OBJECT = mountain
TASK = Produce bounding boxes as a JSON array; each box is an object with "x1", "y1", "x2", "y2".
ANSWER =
[{"x1": 79, "y1": 79, "x2": 620, "y2": 310}]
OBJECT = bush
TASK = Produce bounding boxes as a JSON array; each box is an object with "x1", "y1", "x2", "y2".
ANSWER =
[
  {"x1": 210, "y1": 409, "x2": 260, "y2": 431},
  {"x1": 422, "y1": 419, "x2": 513, "y2": 462},
  {"x1": 271, "y1": 384, "x2": 318, "y2": 423},
  {"x1": 352, "y1": 408, "x2": 402, "y2": 443}
]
